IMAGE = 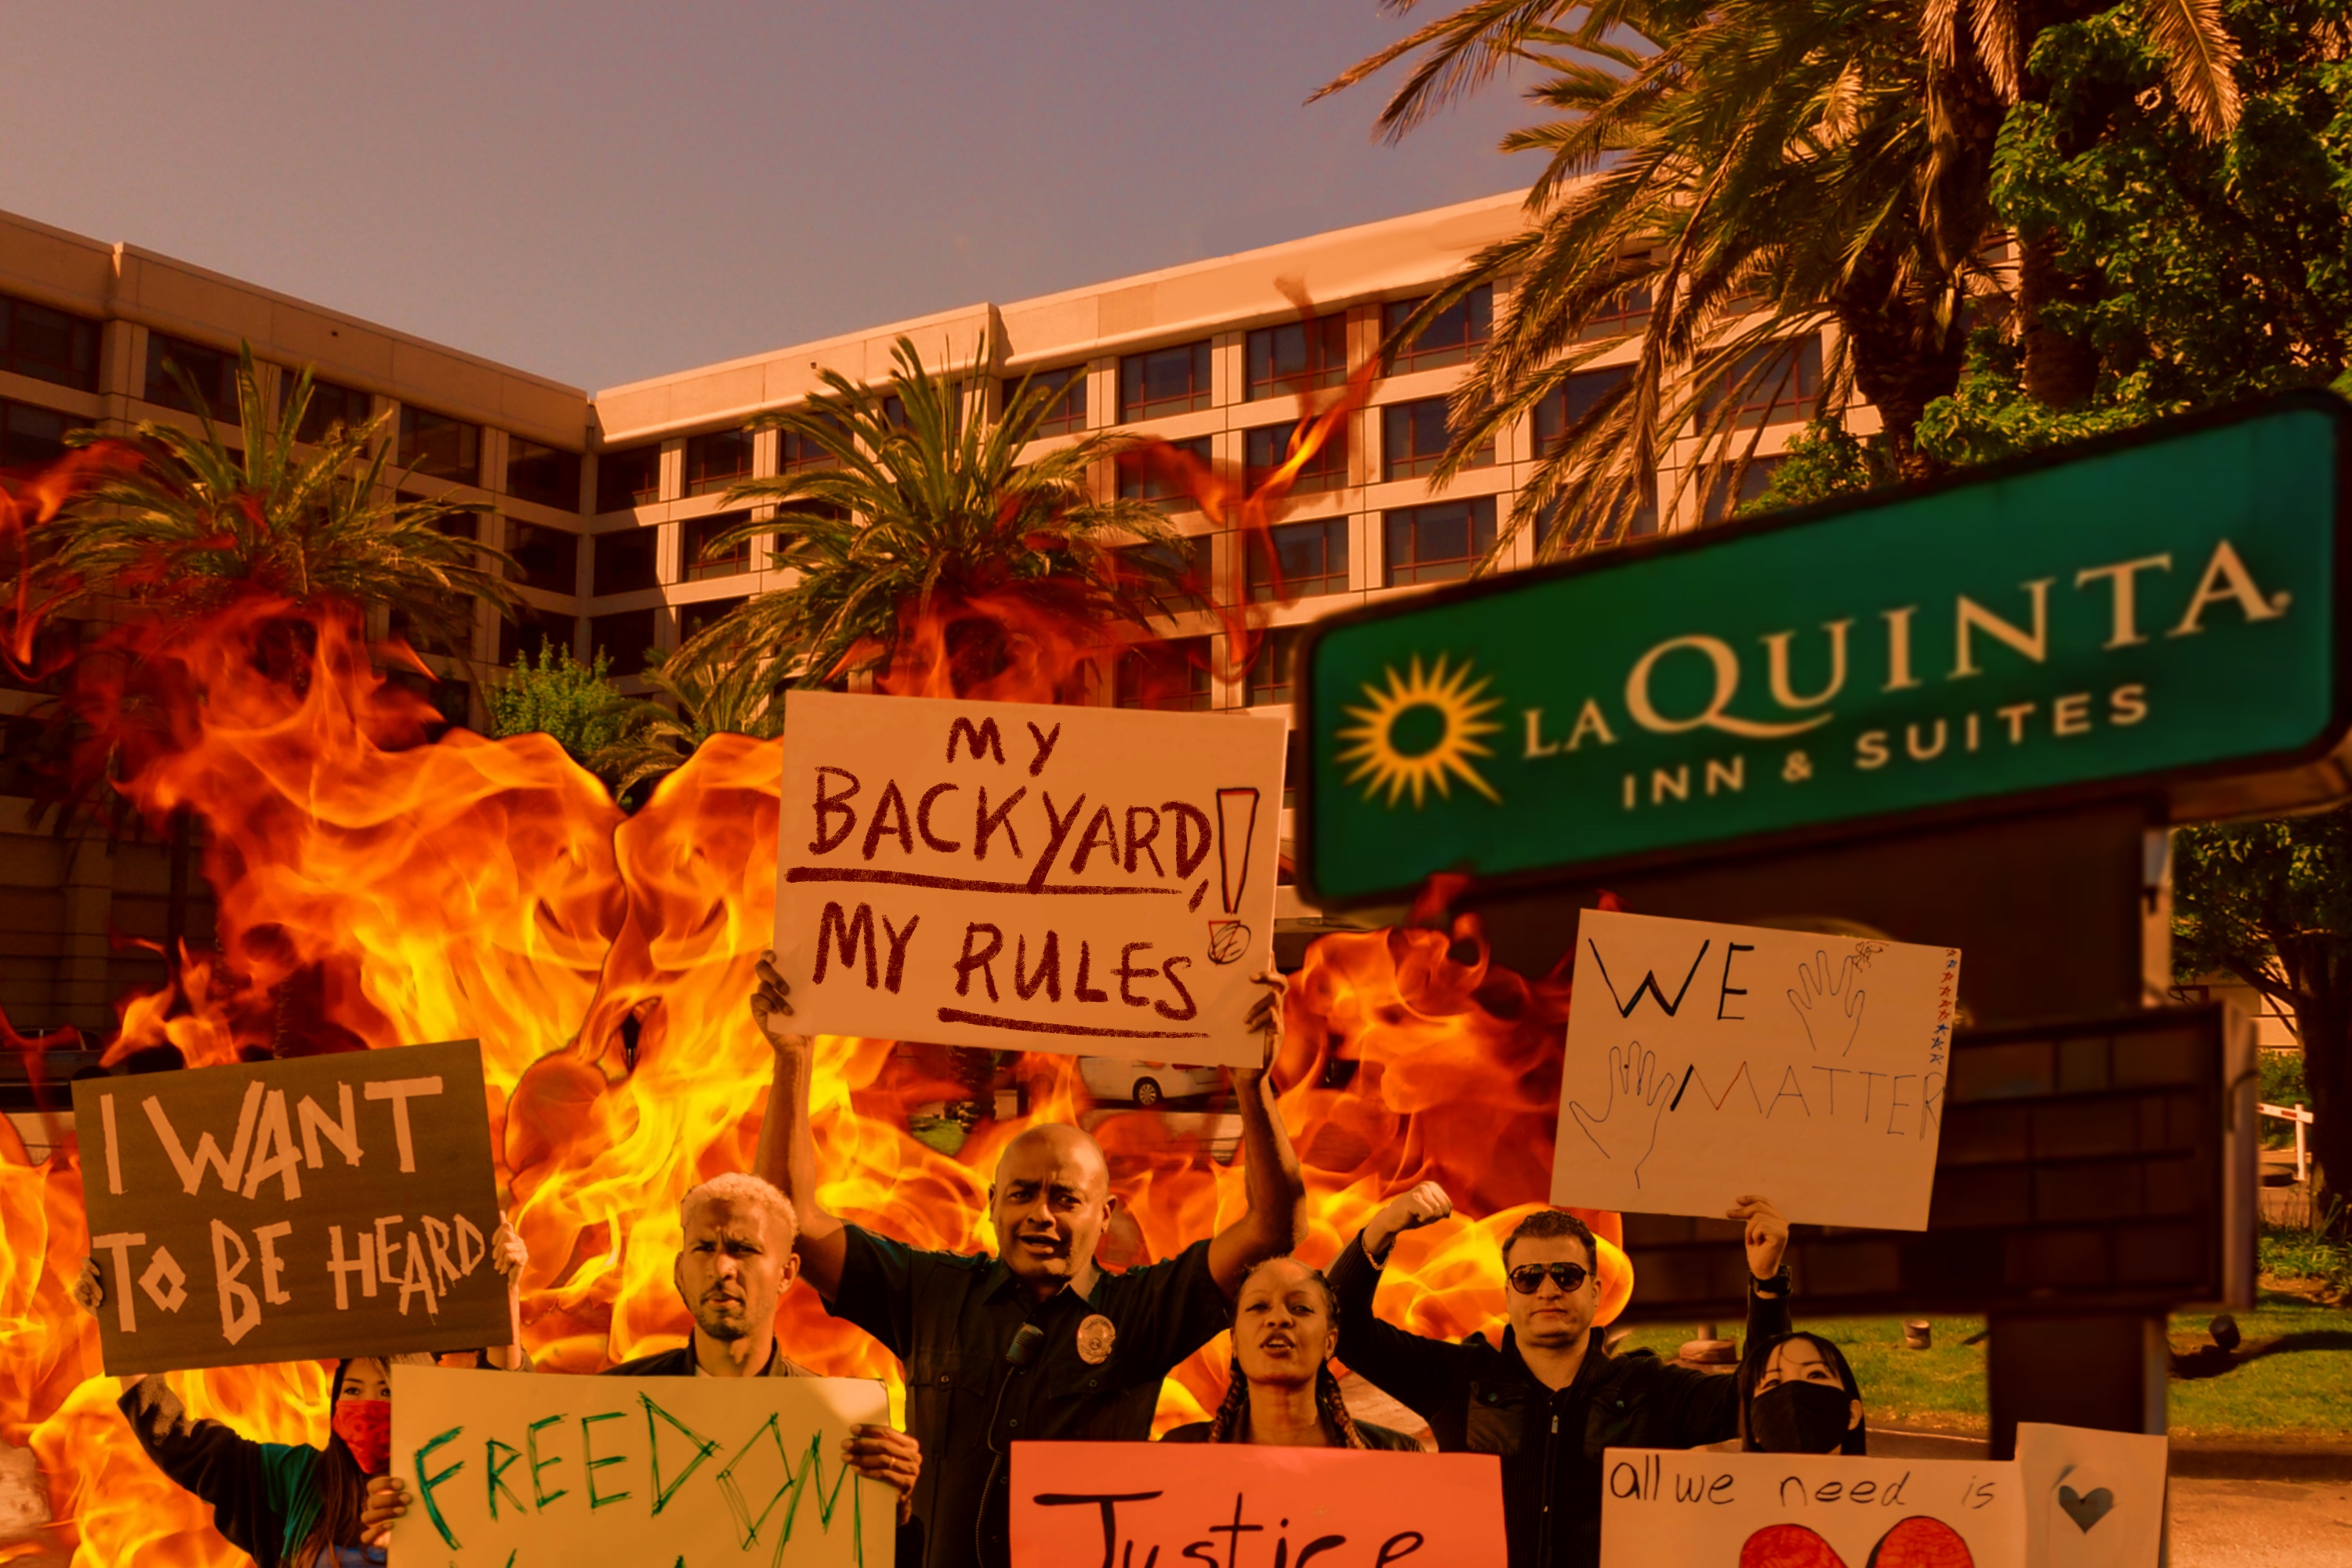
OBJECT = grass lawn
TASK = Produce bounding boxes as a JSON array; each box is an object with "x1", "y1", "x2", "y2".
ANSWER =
[{"x1": 1613, "y1": 1294, "x2": 2352, "y2": 1440}]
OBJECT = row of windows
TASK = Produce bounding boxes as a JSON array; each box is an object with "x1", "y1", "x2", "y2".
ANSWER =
[{"x1": 0, "y1": 292, "x2": 100, "y2": 392}]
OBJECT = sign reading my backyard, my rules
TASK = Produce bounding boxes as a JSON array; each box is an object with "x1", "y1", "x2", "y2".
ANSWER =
[
  {"x1": 389, "y1": 1366, "x2": 897, "y2": 1568},
  {"x1": 774, "y1": 691, "x2": 1288, "y2": 1066},
  {"x1": 70, "y1": 1040, "x2": 506, "y2": 1373},
  {"x1": 1301, "y1": 396, "x2": 2350, "y2": 905},
  {"x1": 1011, "y1": 1441, "x2": 1507, "y2": 1568},
  {"x1": 1552, "y1": 909, "x2": 1958, "y2": 1229}
]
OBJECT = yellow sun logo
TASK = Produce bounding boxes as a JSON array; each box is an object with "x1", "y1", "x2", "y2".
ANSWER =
[{"x1": 1335, "y1": 652, "x2": 1504, "y2": 809}]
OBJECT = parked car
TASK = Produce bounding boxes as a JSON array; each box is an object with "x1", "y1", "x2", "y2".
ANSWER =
[{"x1": 1078, "y1": 1058, "x2": 1225, "y2": 1107}]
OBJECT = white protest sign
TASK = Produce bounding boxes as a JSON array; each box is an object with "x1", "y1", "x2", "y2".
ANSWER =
[
  {"x1": 389, "y1": 1366, "x2": 897, "y2": 1567},
  {"x1": 1602, "y1": 1448, "x2": 2022, "y2": 1568},
  {"x1": 1552, "y1": 909, "x2": 1960, "y2": 1228},
  {"x1": 2015, "y1": 1424, "x2": 2168, "y2": 1568},
  {"x1": 774, "y1": 691, "x2": 1287, "y2": 1067}
]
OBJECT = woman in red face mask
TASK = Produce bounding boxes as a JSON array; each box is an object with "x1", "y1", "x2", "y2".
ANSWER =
[{"x1": 73, "y1": 1224, "x2": 526, "y2": 1565}]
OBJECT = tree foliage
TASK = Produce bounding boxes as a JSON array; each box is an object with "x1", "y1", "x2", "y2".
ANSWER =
[{"x1": 485, "y1": 642, "x2": 639, "y2": 782}]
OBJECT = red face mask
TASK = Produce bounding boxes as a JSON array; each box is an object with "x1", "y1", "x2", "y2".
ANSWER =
[{"x1": 332, "y1": 1398, "x2": 392, "y2": 1475}]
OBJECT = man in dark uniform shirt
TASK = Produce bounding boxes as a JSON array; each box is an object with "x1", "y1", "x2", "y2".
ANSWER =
[
  {"x1": 1330, "y1": 1181, "x2": 1794, "y2": 1568},
  {"x1": 750, "y1": 952, "x2": 1305, "y2": 1568}
]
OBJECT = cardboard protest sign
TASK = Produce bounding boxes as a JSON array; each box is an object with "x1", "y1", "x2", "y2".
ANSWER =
[
  {"x1": 1011, "y1": 1440, "x2": 1505, "y2": 1568},
  {"x1": 389, "y1": 1365, "x2": 896, "y2": 1567},
  {"x1": 1552, "y1": 909, "x2": 1960, "y2": 1228},
  {"x1": 774, "y1": 691, "x2": 1287, "y2": 1067},
  {"x1": 70, "y1": 1040, "x2": 506, "y2": 1372},
  {"x1": 1602, "y1": 1448, "x2": 2024, "y2": 1568},
  {"x1": 2015, "y1": 1424, "x2": 2168, "y2": 1568}
]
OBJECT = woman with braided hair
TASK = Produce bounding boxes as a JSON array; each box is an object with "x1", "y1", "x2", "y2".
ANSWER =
[{"x1": 1160, "y1": 1255, "x2": 1422, "y2": 1450}]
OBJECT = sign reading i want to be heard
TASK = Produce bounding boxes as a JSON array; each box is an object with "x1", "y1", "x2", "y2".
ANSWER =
[
  {"x1": 71, "y1": 1039, "x2": 507, "y2": 1372},
  {"x1": 774, "y1": 691, "x2": 1287, "y2": 1067},
  {"x1": 1301, "y1": 396, "x2": 2350, "y2": 904}
]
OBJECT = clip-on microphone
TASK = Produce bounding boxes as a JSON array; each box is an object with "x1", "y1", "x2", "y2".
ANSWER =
[{"x1": 978, "y1": 1322, "x2": 1051, "y2": 1561}]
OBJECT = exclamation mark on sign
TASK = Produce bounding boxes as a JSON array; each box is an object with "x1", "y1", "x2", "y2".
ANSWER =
[
  {"x1": 1207, "y1": 787, "x2": 1261, "y2": 965},
  {"x1": 1215, "y1": 787, "x2": 1260, "y2": 914}
]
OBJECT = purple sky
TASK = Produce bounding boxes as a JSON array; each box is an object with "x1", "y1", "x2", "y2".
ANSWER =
[{"x1": 0, "y1": 2, "x2": 1535, "y2": 390}]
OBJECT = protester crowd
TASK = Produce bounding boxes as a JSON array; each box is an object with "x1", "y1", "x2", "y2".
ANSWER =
[{"x1": 73, "y1": 954, "x2": 1871, "y2": 1568}]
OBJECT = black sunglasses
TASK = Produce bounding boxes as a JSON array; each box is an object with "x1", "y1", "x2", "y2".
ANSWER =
[{"x1": 1507, "y1": 1261, "x2": 1592, "y2": 1295}]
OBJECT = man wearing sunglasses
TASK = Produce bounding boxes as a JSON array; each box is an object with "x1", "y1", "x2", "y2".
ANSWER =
[{"x1": 1328, "y1": 1182, "x2": 1791, "y2": 1568}]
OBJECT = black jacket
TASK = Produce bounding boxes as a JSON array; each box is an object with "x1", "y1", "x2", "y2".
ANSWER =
[
  {"x1": 1159, "y1": 1418, "x2": 1425, "y2": 1450},
  {"x1": 1327, "y1": 1235, "x2": 1791, "y2": 1568}
]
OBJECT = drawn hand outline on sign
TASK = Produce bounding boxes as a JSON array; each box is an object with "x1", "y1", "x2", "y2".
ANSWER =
[
  {"x1": 1566, "y1": 1044, "x2": 1685, "y2": 1189},
  {"x1": 1786, "y1": 950, "x2": 1867, "y2": 1056}
]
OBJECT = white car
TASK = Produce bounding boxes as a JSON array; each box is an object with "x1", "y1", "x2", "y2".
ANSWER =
[{"x1": 1078, "y1": 1058, "x2": 1225, "y2": 1108}]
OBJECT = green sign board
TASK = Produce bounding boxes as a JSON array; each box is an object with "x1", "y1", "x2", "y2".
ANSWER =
[{"x1": 1301, "y1": 395, "x2": 2350, "y2": 906}]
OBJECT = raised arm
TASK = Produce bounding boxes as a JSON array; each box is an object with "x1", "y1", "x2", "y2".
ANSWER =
[
  {"x1": 752, "y1": 952, "x2": 850, "y2": 1301},
  {"x1": 1661, "y1": 1194, "x2": 1794, "y2": 1445},
  {"x1": 1326, "y1": 1183, "x2": 1476, "y2": 1420},
  {"x1": 1206, "y1": 970, "x2": 1308, "y2": 1298}
]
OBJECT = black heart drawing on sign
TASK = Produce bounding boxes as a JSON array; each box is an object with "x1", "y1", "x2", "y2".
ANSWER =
[{"x1": 2058, "y1": 1486, "x2": 2115, "y2": 1533}]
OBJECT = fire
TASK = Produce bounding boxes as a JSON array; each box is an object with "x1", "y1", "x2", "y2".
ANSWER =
[{"x1": 0, "y1": 391, "x2": 1623, "y2": 1559}]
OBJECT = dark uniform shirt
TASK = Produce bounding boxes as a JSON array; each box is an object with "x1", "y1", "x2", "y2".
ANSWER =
[
  {"x1": 1329, "y1": 1235, "x2": 1791, "y2": 1568},
  {"x1": 826, "y1": 1221, "x2": 1232, "y2": 1568}
]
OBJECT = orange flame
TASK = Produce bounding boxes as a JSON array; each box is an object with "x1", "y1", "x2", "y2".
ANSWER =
[{"x1": 0, "y1": 415, "x2": 1618, "y2": 1560}]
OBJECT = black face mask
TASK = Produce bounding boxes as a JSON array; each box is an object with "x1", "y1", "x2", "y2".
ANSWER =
[{"x1": 1749, "y1": 1379, "x2": 1855, "y2": 1453}]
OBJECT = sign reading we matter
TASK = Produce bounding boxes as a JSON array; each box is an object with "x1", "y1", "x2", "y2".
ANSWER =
[
  {"x1": 71, "y1": 1040, "x2": 506, "y2": 1371},
  {"x1": 390, "y1": 1366, "x2": 897, "y2": 1567},
  {"x1": 1552, "y1": 909, "x2": 1958, "y2": 1229},
  {"x1": 1012, "y1": 1442, "x2": 1506, "y2": 1568},
  {"x1": 775, "y1": 692, "x2": 1287, "y2": 1067}
]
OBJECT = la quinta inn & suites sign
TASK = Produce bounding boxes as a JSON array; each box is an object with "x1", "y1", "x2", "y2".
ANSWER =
[{"x1": 1298, "y1": 395, "x2": 2352, "y2": 906}]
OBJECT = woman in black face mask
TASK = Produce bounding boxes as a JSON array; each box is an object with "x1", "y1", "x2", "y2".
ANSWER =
[{"x1": 1740, "y1": 1331, "x2": 1867, "y2": 1454}]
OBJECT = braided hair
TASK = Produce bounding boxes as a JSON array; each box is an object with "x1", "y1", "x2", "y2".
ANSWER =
[{"x1": 1204, "y1": 1259, "x2": 1367, "y2": 1447}]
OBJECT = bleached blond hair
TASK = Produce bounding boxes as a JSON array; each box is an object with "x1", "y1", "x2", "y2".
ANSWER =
[{"x1": 679, "y1": 1171, "x2": 798, "y2": 1247}]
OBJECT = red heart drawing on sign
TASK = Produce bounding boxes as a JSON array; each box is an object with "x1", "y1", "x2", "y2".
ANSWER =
[{"x1": 1739, "y1": 1518, "x2": 1975, "y2": 1568}]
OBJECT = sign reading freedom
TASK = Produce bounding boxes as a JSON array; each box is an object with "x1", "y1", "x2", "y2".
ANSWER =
[
  {"x1": 774, "y1": 691, "x2": 1287, "y2": 1066},
  {"x1": 1301, "y1": 397, "x2": 2350, "y2": 904},
  {"x1": 389, "y1": 1366, "x2": 897, "y2": 1567},
  {"x1": 71, "y1": 1040, "x2": 506, "y2": 1372}
]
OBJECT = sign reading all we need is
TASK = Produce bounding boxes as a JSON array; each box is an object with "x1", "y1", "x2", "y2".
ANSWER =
[{"x1": 71, "y1": 1040, "x2": 508, "y2": 1371}]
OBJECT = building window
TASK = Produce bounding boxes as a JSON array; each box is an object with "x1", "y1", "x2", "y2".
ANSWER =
[
  {"x1": 293, "y1": 377, "x2": 374, "y2": 445},
  {"x1": 1116, "y1": 436, "x2": 1211, "y2": 511},
  {"x1": 498, "y1": 607, "x2": 576, "y2": 667},
  {"x1": 0, "y1": 294, "x2": 101, "y2": 392},
  {"x1": 143, "y1": 333, "x2": 238, "y2": 416},
  {"x1": 1699, "y1": 459, "x2": 1786, "y2": 525},
  {"x1": 1246, "y1": 317, "x2": 1348, "y2": 401},
  {"x1": 588, "y1": 608, "x2": 659, "y2": 677},
  {"x1": 777, "y1": 425, "x2": 836, "y2": 474},
  {"x1": 0, "y1": 399, "x2": 71, "y2": 469},
  {"x1": 1018, "y1": 366, "x2": 1087, "y2": 435},
  {"x1": 596, "y1": 444, "x2": 662, "y2": 512},
  {"x1": 1533, "y1": 366, "x2": 1632, "y2": 456},
  {"x1": 506, "y1": 437, "x2": 582, "y2": 512},
  {"x1": 399, "y1": 406, "x2": 482, "y2": 485},
  {"x1": 1382, "y1": 285, "x2": 1492, "y2": 375},
  {"x1": 1120, "y1": 340, "x2": 1214, "y2": 422},
  {"x1": 683, "y1": 428, "x2": 753, "y2": 497},
  {"x1": 1120, "y1": 535, "x2": 1212, "y2": 617},
  {"x1": 1243, "y1": 626, "x2": 1305, "y2": 708},
  {"x1": 1247, "y1": 517, "x2": 1349, "y2": 602},
  {"x1": 1116, "y1": 638, "x2": 1213, "y2": 712},
  {"x1": 506, "y1": 521, "x2": 579, "y2": 595},
  {"x1": 1384, "y1": 496, "x2": 1497, "y2": 586},
  {"x1": 1578, "y1": 281, "x2": 1653, "y2": 343},
  {"x1": 680, "y1": 595, "x2": 747, "y2": 644},
  {"x1": 1383, "y1": 397, "x2": 1493, "y2": 481},
  {"x1": 1704, "y1": 337, "x2": 1823, "y2": 430},
  {"x1": 590, "y1": 526, "x2": 659, "y2": 597},
  {"x1": 1243, "y1": 419, "x2": 1348, "y2": 495},
  {"x1": 683, "y1": 510, "x2": 754, "y2": 581}
]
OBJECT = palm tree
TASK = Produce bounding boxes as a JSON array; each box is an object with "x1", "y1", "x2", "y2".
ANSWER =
[
  {"x1": 38, "y1": 344, "x2": 513, "y2": 649},
  {"x1": 674, "y1": 336, "x2": 1187, "y2": 702},
  {"x1": 585, "y1": 645, "x2": 787, "y2": 797},
  {"x1": 1312, "y1": 0, "x2": 2241, "y2": 553}
]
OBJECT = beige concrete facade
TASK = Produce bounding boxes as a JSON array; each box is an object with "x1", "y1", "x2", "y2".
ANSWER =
[{"x1": 0, "y1": 191, "x2": 1838, "y2": 1033}]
